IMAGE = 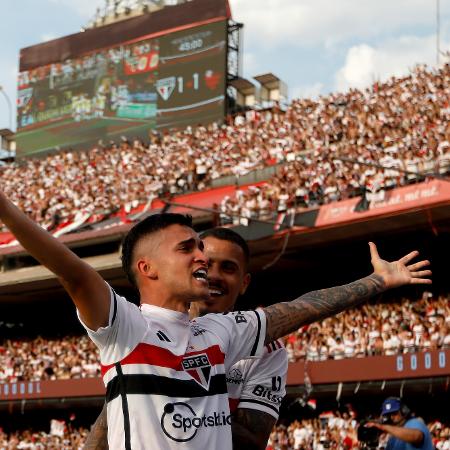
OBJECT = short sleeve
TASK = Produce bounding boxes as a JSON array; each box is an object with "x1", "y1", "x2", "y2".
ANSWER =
[
  {"x1": 405, "y1": 418, "x2": 431, "y2": 440},
  {"x1": 198, "y1": 309, "x2": 266, "y2": 369},
  {"x1": 405, "y1": 418, "x2": 427, "y2": 433},
  {"x1": 77, "y1": 286, "x2": 148, "y2": 365},
  {"x1": 238, "y1": 342, "x2": 288, "y2": 419}
]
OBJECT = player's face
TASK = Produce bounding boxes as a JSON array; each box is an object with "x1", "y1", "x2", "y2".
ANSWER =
[
  {"x1": 196, "y1": 237, "x2": 250, "y2": 315},
  {"x1": 149, "y1": 225, "x2": 209, "y2": 304}
]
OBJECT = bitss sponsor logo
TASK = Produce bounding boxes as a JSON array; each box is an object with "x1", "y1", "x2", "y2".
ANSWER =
[
  {"x1": 161, "y1": 402, "x2": 232, "y2": 442},
  {"x1": 252, "y1": 384, "x2": 283, "y2": 404}
]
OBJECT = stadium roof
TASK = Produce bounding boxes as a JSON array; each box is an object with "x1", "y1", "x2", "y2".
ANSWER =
[{"x1": 20, "y1": 0, "x2": 231, "y2": 71}]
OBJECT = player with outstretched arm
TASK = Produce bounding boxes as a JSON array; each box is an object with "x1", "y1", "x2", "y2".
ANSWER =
[
  {"x1": 0, "y1": 194, "x2": 431, "y2": 449},
  {"x1": 84, "y1": 227, "x2": 288, "y2": 450}
]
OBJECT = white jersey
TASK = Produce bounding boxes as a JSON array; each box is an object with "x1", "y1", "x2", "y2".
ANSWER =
[
  {"x1": 227, "y1": 340, "x2": 288, "y2": 420},
  {"x1": 79, "y1": 287, "x2": 266, "y2": 450}
]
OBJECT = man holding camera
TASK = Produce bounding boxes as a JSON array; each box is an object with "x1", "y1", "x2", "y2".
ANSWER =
[{"x1": 367, "y1": 397, "x2": 434, "y2": 450}]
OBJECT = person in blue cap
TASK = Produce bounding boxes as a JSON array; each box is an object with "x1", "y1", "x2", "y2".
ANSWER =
[{"x1": 367, "y1": 397, "x2": 434, "y2": 450}]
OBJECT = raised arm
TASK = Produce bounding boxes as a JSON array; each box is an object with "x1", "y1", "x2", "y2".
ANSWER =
[
  {"x1": 263, "y1": 242, "x2": 431, "y2": 344},
  {"x1": 0, "y1": 192, "x2": 110, "y2": 330}
]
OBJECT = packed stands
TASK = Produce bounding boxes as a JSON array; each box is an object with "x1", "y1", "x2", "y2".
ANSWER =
[
  {"x1": 268, "y1": 414, "x2": 450, "y2": 449},
  {"x1": 1, "y1": 64, "x2": 448, "y2": 231},
  {"x1": 0, "y1": 293, "x2": 448, "y2": 383},
  {"x1": 0, "y1": 425, "x2": 88, "y2": 449},
  {"x1": 0, "y1": 335, "x2": 100, "y2": 383},
  {"x1": 1, "y1": 417, "x2": 449, "y2": 449},
  {"x1": 283, "y1": 292, "x2": 450, "y2": 363}
]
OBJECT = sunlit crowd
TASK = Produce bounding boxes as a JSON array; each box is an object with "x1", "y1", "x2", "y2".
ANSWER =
[
  {"x1": 0, "y1": 292, "x2": 448, "y2": 383},
  {"x1": 268, "y1": 413, "x2": 450, "y2": 449},
  {"x1": 1, "y1": 64, "x2": 448, "y2": 231}
]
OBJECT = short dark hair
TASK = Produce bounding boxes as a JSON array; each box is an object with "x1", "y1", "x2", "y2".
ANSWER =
[
  {"x1": 121, "y1": 213, "x2": 193, "y2": 287},
  {"x1": 200, "y1": 227, "x2": 250, "y2": 268}
]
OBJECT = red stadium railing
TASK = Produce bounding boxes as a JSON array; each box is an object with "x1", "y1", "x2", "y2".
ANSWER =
[{"x1": 0, "y1": 350, "x2": 448, "y2": 402}]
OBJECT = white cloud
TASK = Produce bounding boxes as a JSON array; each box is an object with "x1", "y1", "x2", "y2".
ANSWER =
[
  {"x1": 335, "y1": 34, "x2": 449, "y2": 91},
  {"x1": 229, "y1": 0, "x2": 449, "y2": 48}
]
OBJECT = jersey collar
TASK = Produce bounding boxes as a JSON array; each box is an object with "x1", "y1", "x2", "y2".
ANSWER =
[{"x1": 140, "y1": 303, "x2": 189, "y2": 325}]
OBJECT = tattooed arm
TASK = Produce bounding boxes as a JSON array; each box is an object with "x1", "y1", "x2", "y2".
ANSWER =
[
  {"x1": 84, "y1": 403, "x2": 108, "y2": 450},
  {"x1": 264, "y1": 242, "x2": 432, "y2": 344},
  {"x1": 232, "y1": 409, "x2": 276, "y2": 450}
]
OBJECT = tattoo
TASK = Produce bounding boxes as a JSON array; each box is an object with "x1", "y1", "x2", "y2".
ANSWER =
[
  {"x1": 232, "y1": 408, "x2": 276, "y2": 450},
  {"x1": 264, "y1": 274, "x2": 385, "y2": 344},
  {"x1": 84, "y1": 403, "x2": 109, "y2": 450}
]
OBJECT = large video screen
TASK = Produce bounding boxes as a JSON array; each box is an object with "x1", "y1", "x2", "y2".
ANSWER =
[{"x1": 16, "y1": 20, "x2": 227, "y2": 156}]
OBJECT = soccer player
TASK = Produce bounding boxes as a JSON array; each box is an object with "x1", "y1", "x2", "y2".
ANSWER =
[
  {"x1": 85, "y1": 227, "x2": 288, "y2": 450},
  {"x1": 0, "y1": 196, "x2": 431, "y2": 449}
]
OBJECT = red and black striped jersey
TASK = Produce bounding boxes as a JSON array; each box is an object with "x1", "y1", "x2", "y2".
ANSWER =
[{"x1": 79, "y1": 287, "x2": 266, "y2": 450}]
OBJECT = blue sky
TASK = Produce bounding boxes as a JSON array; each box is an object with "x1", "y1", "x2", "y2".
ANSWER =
[{"x1": 0, "y1": 0, "x2": 449, "y2": 130}]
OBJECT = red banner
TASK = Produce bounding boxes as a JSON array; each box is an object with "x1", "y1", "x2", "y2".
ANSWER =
[
  {"x1": 316, "y1": 180, "x2": 450, "y2": 227},
  {"x1": 0, "y1": 378, "x2": 103, "y2": 401},
  {"x1": 124, "y1": 52, "x2": 159, "y2": 75},
  {"x1": 0, "y1": 351, "x2": 448, "y2": 401},
  {"x1": 287, "y1": 349, "x2": 450, "y2": 385}
]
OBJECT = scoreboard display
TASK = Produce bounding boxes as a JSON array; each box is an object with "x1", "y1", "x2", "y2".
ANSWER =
[{"x1": 16, "y1": 19, "x2": 227, "y2": 156}]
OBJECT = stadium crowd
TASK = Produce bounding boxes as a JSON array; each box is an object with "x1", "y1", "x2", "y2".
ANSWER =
[
  {"x1": 283, "y1": 292, "x2": 450, "y2": 363},
  {"x1": 0, "y1": 424, "x2": 88, "y2": 449},
  {"x1": 268, "y1": 414, "x2": 450, "y2": 449},
  {"x1": 1, "y1": 415, "x2": 448, "y2": 449},
  {"x1": 0, "y1": 336, "x2": 100, "y2": 383},
  {"x1": 220, "y1": 63, "x2": 450, "y2": 220},
  {"x1": 0, "y1": 293, "x2": 448, "y2": 383},
  {"x1": 1, "y1": 64, "x2": 449, "y2": 230}
]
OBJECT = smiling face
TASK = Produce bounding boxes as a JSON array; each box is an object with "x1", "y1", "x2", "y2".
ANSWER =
[
  {"x1": 135, "y1": 224, "x2": 209, "y2": 307},
  {"x1": 196, "y1": 236, "x2": 251, "y2": 315}
]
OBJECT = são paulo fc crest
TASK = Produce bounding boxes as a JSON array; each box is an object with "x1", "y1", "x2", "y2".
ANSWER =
[
  {"x1": 156, "y1": 77, "x2": 176, "y2": 101},
  {"x1": 182, "y1": 353, "x2": 211, "y2": 390}
]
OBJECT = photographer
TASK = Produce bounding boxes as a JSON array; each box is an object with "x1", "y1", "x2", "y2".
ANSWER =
[{"x1": 366, "y1": 397, "x2": 434, "y2": 450}]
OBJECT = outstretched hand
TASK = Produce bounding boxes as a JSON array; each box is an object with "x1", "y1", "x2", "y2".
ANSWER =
[{"x1": 369, "y1": 242, "x2": 432, "y2": 290}]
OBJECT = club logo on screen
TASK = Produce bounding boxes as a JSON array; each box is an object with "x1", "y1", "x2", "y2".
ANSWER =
[{"x1": 156, "y1": 77, "x2": 176, "y2": 101}]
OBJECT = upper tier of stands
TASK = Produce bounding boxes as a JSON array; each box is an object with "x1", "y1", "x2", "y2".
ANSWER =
[{"x1": 1, "y1": 64, "x2": 448, "y2": 231}]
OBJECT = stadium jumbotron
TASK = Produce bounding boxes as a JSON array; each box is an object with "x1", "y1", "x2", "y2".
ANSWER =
[{"x1": 0, "y1": 0, "x2": 449, "y2": 448}]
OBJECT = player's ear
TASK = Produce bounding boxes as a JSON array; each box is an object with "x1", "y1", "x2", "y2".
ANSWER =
[
  {"x1": 240, "y1": 273, "x2": 251, "y2": 295},
  {"x1": 136, "y1": 257, "x2": 158, "y2": 280}
]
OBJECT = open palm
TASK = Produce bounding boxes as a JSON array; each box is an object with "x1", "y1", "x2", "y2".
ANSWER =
[{"x1": 369, "y1": 242, "x2": 432, "y2": 289}]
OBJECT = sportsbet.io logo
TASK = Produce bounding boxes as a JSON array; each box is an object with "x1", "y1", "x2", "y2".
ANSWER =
[{"x1": 161, "y1": 402, "x2": 232, "y2": 442}]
